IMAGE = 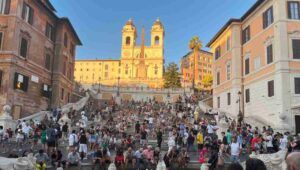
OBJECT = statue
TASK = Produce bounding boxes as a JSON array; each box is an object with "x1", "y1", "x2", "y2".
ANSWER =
[{"x1": 1, "y1": 105, "x2": 12, "y2": 119}]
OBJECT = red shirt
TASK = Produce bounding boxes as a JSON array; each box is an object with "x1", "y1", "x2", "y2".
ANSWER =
[{"x1": 251, "y1": 137, "x2": 260, "y2": 150}]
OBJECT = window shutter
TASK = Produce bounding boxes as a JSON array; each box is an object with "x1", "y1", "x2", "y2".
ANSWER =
[
  {"x1": 23, "y1": 75, "x2": 29, "y2": 92},
  {"x1": 263, "y1": 11, "x2": 267, "y2": 29},
  {"x1": 13, "y1": 73, "x2": 18, "y2": 89},
  {"x1": 45, "y1": 23, "x2": 49, "y2": 37},
  {"x1": 298, "y1": 2, "x2": 300, "y2": 19},
  {"x1": 268, "y1": 80, "x2": 274, "y2": 97},
  {"x1": 267, "y1": 44, "x2": 273, "y2": 64},
  {"x1": 51, "y1": 27, "x2": 56, "y2": 42},
  {"x1": 295, "y1": 78, "x2": 300, "y2": 94},
  {"x1": 293, "y1": 40, "x2": 300, "y2": 59},
  {"x1": 0, "y1": 32, "x2": 3, "y2": 49},
  {"x1": 21, "y1": 3, "x2": 26, "y2": 20},
  {"x1": 28, "y1": 7, "x2": 34, "y2": 25},
  {"x1": 270, "y1": 6, "x2": 274, "y2": 23},
  {"x1": 4, "y1": 0, "x2": 10, "y2": 14},
  {"x1": 288, "y1": 2, "x2": 292, "y2": 19},
  {"x1": 20, "y1": 38, "x2": 28, "y2": 58}
]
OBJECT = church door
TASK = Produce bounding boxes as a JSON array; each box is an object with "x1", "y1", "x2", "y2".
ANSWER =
[{"x1": 296, "y1": 115, "x2": 300, "y2": 135}]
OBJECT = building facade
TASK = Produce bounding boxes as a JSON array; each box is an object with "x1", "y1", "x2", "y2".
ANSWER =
[
  {"x1": 74, "y1": 19, "x2": 164, "y2": 88},
  {"x1": 0, "y1": 0, "x2": 81, "y2": 118},
  {"x1": 180, "y1": 50, "x2": 213, "y2": 90},
  {"x1": 207, "y1": 0, "x2": 300, "y2": 133}
]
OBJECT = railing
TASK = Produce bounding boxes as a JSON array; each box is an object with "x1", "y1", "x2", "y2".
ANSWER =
[{"x1": 91, "y1": 84, "x2": 192, "y2": 94}]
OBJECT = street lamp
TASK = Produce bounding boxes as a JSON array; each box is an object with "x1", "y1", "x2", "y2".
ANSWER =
[
  {"x1": 237, "y1": 91, "x2": 243, "y2": 125},
  {"x1": 117, "y1": 76, "x2": 120, "y2": 96}
]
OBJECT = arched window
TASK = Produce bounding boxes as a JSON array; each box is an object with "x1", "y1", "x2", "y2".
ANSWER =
[
  {"x1": 154, "y1": 36, "x2": 160, "y2": 45},
  {"x1": 125, "y1": 37, "x2": 131, "y2": 45}
]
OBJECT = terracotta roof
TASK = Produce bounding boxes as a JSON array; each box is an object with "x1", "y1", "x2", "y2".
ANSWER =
[{"x1": 206, "y1": 0, "x2": 266, "y2": 47}]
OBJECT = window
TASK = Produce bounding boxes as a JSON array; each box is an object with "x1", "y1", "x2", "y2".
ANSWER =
[
  {"x1": 0, "y1": 70, "x2": 2, "y2": 88},
  {"x1": 245, "y1": 58, "x2": 250, "y2": 75},
  {"x1": 13, "y1": 73, "x2": 29, "y2": 92},
  {"x1": 216, "y1": 71, "x2": 220, "y2": 85},
  {"x1": 217, "y1": 97, "x2": 220, "y2": 108},
  {"x1": 61, "y1": 88, "x2": 64, "y2": 100},
  {"x1": 63, "y1": 33, "x2": 68, "y2": 48},
  {"x1": 125, "y1": 37, "x2": 130, "y2": 45},
  {"x1": 288, "y1": 1, "x2": 300, "y2": 20},
  {"x1": 154, "y1": 65, "x2": 158, "y2": 75},
  {"x1": 295, "y1": 78, "x2": 300, "y2": 94},
  {"x1": 227, "y1": 93, "x2": 231, "y2": 105},
  {"x1": 45, "y1": 22, "x2": 55, "y2": 41},
  {"x1": 268, "y1": 80, "x2": 274, "y2": 97},
  {"x1": 254, "y1": 57, "x2": 261, "y2": 70},
  {"x1": 105, "y1": 65, "x2": 108, "y2": 70},
  {"x1": 245, "y1": 89, "x2": 250, "y2": 103},
  {"x1": 0, "y1": 0, "x2": 10, "y2": 14},
  {"x1": 41, "y1": 84, "x2": 51, "y2": 98},
  {"x1": 292, "y1": 39, "x2": 300, "y2": 59},
  {"x1": 242, "y1": 26, "x2": 250, "y2": 44},
  {"x1": 226, "y1": 62, "x2": 231, "y2": 80},
  {"x1": 20, "y1": 37, "x2": 28, "y2": 58},
  {"x1": 215, "y1": 46, "x2": 221, "y2": 60},
  {"x1": 0, "y1": 32, "x2": 3, "y2": 50},
  {"x1": 105, "y1": 72, "x2": 108, "y2": 78},
  {"x1": 45, "y1": 54, "x2": 51, "y2": 70},
  {"x1": 266, "y1": 44, "x2": 273, "y2": 64},
  {"x1": 226, "y1": 36, "x2": 230, "y2": 51},
  {"x1": 263, "y1": 6, "x2": 274, "y2": 29},
  {"x1": 21, "y1": 3, "x2": 34, "y2": 25},
  {"x1": 154, "y1": 36, "x2": 159, "y2": 45}
]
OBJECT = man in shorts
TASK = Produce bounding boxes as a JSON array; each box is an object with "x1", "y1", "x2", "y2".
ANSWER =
[{"x1": 66, "y1": 148, "x2": 81, "y2": 170}]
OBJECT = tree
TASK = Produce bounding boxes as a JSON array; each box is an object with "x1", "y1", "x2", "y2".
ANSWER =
[
  {"x1": 189, "y1": 36, "x2": 202, "y2": 89},
  {"x1": 202, "y1": 74, "x2": 213, "y2": 88},
  {"x1": 163, "y1": 62, "x2": 181, "y2": 88}
]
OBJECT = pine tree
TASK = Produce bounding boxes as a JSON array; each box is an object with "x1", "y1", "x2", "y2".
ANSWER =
[{"x1": 163, "y1": 62, "x2": 181, "y2": 88}]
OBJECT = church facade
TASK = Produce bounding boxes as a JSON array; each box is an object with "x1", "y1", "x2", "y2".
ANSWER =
[{"x1": 74, "y1": 19, "x2": 165, "y2": 88}]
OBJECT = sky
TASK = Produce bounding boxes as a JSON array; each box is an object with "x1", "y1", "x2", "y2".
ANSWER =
[{"x1": 51, "y1": 0, "x2": 256, "y2": 65}]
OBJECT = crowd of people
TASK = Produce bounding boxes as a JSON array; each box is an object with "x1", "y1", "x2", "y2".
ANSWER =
[{"x1": 0, "y1": 94, "x2": 300, "y2": 170}]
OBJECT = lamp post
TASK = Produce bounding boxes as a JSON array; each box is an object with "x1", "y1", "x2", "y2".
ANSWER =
[
  {"x1": 117, "y1": 76, "x2": 120, "y2": 96},
  {"x1": 237, "y1": 91, "x2": 243, "y2": 125}
]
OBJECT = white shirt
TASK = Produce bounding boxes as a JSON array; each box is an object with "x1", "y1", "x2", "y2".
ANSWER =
[
  {"x1": 207, "y1": 124, "x2": 217, "y2": 134},
  {"x1": 230, "y1": 142, "x2": 241, "y2": 156},
  {"x1": 68, "y1": 133, "x2": 78, "y2": 146},
  {"x1": 266, "y1": 135, "x2": 273, "y2": 147},
  {"x1": 279, "y1": 137, "x2": 288, "y2": 150},
  {"x1": 149, "y1": 117, "x2": 154, "y2": 124},
  {"x1": 22, "y1": 126, "x2": 31, "y2": 135}
]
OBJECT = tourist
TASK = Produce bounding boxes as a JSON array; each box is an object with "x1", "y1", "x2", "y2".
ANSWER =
[
  {"x1": 245, "y1": 158, "x2": 266, "y2": 170},
  {"x1": 35, "y1": 149, "x2": 49, "y2": 170},
  {"x1": 226, "y1": 162, "x2": 243, "y2": 170},
  {"x1": 217, "y1": 141, "x2": 226, "y2": 170},
  {"x1": 226, "y1": 129, "x2": 232, "y2": 144},
  {"x1": 279, "y1": 133, "x2": 288, "y2": 150},
  {"x1": 92, "y1": 145, "x2": 103, "y2": 170},
  {"x1": 140, "y1": 128, "x2": 147, "y2": 147},
  {"x1": 124, "y1": 147, "x2": 135, "y2": 169},
  {"x1": 66, "y1": 148, "x2": 81, "y2": 170},
  {"x1": 156, "y1": 128, "x2": 163, "y2": 148},
  {"x1": 78, "y1": 130, "x2": 88, "y2": 160},
  {"x1": 68, "y1": 130, "x2": 78, "y2": 148},
  {"x1": 62, "y1": 122, "x2": 69, "y2": 142},
  {"x1": 115, "y1": 148, "x2": 125, "y2": 169},
  {"x1": 196, "y1": 130, "x2": 204, "y2": 151},
  {"x1": 286, "y1": 151, "x2": 300, "y2": 170},
  {"x1": 50, "y1": 149, "x2": 63, "y2": 167},
  {"x1": 16, "y1": 129, "x2": 24, "y2": 150},
  {"x1": 230, "y1": 137, "x2": 241, "y2": 163},
  {"x1": 265, "y1": 131, "x2": 274, "y2": 153},
  {"x1": 46, "y1": 125, "x2": 57, "y2": 154},
  {"x1": 134, "y1": 148, "x2": 143, "y2": 170}
]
